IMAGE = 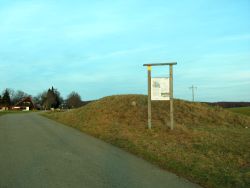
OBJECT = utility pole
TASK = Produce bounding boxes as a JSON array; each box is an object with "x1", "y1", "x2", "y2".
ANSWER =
[{"x1": 189, "y1": 85, "x2": 197, "y2": 102}]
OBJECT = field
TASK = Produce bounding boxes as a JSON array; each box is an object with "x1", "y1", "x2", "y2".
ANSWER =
[
  {"x1": 228, "y1": 107, "x2": 250, "y2": 117},
  {"x1": 44, "y1": 95, "x2": 250, "y2": 188}
]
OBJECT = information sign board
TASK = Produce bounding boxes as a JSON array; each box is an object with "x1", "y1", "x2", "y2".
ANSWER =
[{"x1": 151, "y1": 77, "x2": 170, "y2": 100}]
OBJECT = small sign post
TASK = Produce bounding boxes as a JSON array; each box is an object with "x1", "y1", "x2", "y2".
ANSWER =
[{"x1": 143, "y1": 62, "x2": 177, "y2": 130}]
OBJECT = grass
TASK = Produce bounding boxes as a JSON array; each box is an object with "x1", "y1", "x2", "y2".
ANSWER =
[
  {"x1": 0, "y1": 110, "x2": 32, "y2": 116},
  {"x1": 43, "y1": 95, "x2": 250, "y2": 188},
  {"x1": 0, "y1": 111, "x2": 17, "y2": 116},
  {"x1": 227, "y1": 107, "x2": 250, "y2": 117}
]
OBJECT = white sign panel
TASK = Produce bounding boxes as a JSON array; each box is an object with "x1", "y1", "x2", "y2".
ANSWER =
[{"x1": 151, "y1": 77, "x2": 170, "y2": 100}]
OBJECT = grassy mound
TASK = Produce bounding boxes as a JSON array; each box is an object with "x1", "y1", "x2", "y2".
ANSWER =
[{"x1": 45, "y1": 95, "x2": 250, "y2": 188}]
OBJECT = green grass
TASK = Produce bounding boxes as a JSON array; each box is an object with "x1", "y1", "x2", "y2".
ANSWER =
[
  {"x1": 43, "y1": 95, "x2": 250, "y2": 188},
  {"x1": 228, "y1": 107, "x2": 250, "y2": 117},
  {"x1": 0, "y1": 110, "x2": 31, "y2": 116},
  {"x1": 0, "y1": 111, "x2": 15, "y2": 116}
]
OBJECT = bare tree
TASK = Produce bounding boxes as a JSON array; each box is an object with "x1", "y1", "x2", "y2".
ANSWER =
[
  {"x1": 66, "y1": 91, "x2": 82, "y2": 109},
  {"x1": 12, "y1": 90, "x2": 29, "y2": 105}
]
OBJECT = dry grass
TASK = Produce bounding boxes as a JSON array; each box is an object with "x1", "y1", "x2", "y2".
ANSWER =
[{"x1": 44, "y1": 95, "x2": 250, "y2": 188}]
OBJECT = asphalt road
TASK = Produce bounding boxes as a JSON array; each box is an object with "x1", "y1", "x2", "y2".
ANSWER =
[{"x1": 0, "y1": 113, "x2": 201, "y2": 188}]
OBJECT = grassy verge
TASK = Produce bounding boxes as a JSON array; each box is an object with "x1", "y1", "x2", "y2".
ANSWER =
[
  {"x1": 227, "y1": 107, "x2": 250, "y2": 117},
  {"x1": 43, "y1": 95, "x2": 250, "y2": 188},
  {"x1": 0, "y1": 111, "x2": 17, "y2": 116},
  {"x1": 0, "y1": 110, "x2": 32, "y2": 116}
]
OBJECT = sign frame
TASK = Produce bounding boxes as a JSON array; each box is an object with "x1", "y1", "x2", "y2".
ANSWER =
[{"x1": 143, "y1": 62, "x2": 177, "y2": 130}]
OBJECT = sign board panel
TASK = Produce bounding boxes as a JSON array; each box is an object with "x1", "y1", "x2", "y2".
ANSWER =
[{"x1": 151, "y1": 77, "x2": 170, "y2": 100}]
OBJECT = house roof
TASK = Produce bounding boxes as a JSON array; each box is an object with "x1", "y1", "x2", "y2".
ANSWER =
[{"x1": 15, "y1": 97, "x2": 35, "y2": 108}]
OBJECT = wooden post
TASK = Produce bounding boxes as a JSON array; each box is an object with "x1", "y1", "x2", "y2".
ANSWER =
[
  {"x1": 169, "y1": 65, "x2": 174, "y2": 130},
  {"x1": 143, "y1": 62, "x2": 177, "y2": 130},
  {"x1": 147, "y1": 66, "x2": 152, "y2": 129}
]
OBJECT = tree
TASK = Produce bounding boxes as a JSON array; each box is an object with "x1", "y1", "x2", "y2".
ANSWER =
[
  {"x1": 6, "y1": 88, "x2": 14, "y2": 102},
  {"x1": 66, "y1": 91, "x2": 82, "y2": 109},
  {"x1": 53, "y1": 88, "x2": 63, "y2": 108},
  {"x1": 2, "y1": 89, "x2": 11, "y2": 106},
  {"x1": 42, "y1": 87, "x2": 63, "y2": 109},
  {"x1": 33, "y1": 92, "x2": 44, "y2": 109},
  {"x1": 12, "y1": 90, "x2": 29, "y2": 105}
]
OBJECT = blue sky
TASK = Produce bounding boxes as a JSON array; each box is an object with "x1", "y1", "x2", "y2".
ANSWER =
[{"x1": 0, "y1": 0, "x2": 249, "y2": 101}]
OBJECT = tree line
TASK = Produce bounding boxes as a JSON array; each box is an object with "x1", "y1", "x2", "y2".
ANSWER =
[{"x1": 0, "y1": 87, "x2": 83, "y2": 110}]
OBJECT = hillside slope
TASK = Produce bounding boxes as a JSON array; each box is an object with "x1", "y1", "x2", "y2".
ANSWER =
[{"x1": 45, "y1": 95, "x2": 250, "y2": 188}]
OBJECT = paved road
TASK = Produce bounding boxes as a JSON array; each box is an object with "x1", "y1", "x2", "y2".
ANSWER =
[{"x1": 0, "y1": 113, "x2": 201, "y2": 188}]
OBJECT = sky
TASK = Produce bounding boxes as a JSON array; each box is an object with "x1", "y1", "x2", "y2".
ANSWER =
[{"x1": 0, "y1": 0, "x2": 249, "y2": 102}]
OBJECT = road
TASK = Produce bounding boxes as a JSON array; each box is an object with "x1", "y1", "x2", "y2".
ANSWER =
[{"x1": 0, "y1": 113, "x2": 201, "y2": 188}]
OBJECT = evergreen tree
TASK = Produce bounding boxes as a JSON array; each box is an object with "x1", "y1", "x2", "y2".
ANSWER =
[
  {"x1": 53, "y1": 88, "x2": 63, "y2": 108},
  {"x1": 42, "y1": 87, "x2": 63, "y2": 109},
  {"x1": 2, "y1": 89, "x2": 11, "y2": 106}
]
